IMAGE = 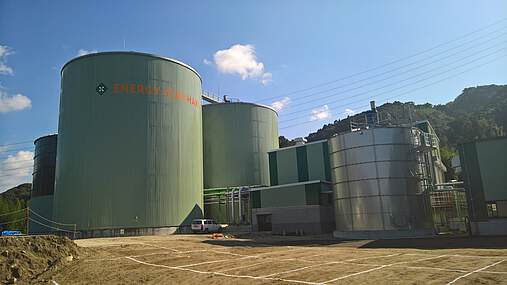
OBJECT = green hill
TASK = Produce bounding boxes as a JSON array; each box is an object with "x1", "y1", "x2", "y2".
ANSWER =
[
  {"x1": 299, "y1": 84, "x2": 506, "y2": 148},
  {"x1": 0, "y1": 183, "x2": 31, "y2": 232}
]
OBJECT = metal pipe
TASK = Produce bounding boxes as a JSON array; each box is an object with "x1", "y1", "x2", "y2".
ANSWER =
[{"x1": 230, "y1": 188, "x2": 234, "y2": 224}]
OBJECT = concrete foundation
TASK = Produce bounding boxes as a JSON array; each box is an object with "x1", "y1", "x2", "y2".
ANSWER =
[
  {"x1": 333, "y1": 229, "x2": 435, "y2": 240},
  {"x1": 470, "y1": 219, "x2": 507, "y2": 236},
  {"x1": 75, "y1": 226, "x2": 190, "y2": 239}
]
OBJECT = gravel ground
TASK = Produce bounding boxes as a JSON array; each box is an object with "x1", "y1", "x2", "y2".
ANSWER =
[{"x1": 43, "y1": 234, "x2": 507, "y2": 284}]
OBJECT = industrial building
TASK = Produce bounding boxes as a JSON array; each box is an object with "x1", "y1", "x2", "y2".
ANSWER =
[
  {"x1": 457, "y1": 136, "x2": 507, "y2": 235},
  {"x1": 28, "y1": 134, "x2": 58, "y2": 234},
  {"x1": 413, "y1": 120, "x2": 447, "y2": 185},
  {"x1": 250, "y1": 140, "x2": 334, "y2": 235},
  {"x1": 52, "y1": 52, "x2": 204, "y2": 237},
  {"x1": 26, "y1": 50, "x2": 501, "y2": 240}
]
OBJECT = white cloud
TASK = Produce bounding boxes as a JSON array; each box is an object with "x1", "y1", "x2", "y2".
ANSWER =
[
  {"x1": 344, "y1": 108, "x2": 355, "y2": 116},
  {"x1": 310, "y1": 105, "x2": 332, "y2": 121},
  {"x1": 0, "y1": 63, "x2": 13, "y2": 75},
  {"x1": 211, "y1": 44, "x2": 272, "y2": 84},
  {"x1": 77, "y1": 49, "x2": 98, "y2": 56},
  {"x1": 0, "y1": 46, "x2": 11, "y2": 58},
  {"x1": 261, "y1": 72, "x2": 272, "y2": 86},
  {"x1": 0, "y1": 151, "x2": 34, "y2": 193},
  {"x1": 271, "y1": 96, "x2": 291, "y2": 112},
  {"x1": 0, "y1": 45, "x2": 14, "y2": 75},
  {"x1": 0, "y1": 89, "x2": 32, "y2": 113},
  {"x1": 203, "y1": 59, "x2": 212, "y2": 65}
]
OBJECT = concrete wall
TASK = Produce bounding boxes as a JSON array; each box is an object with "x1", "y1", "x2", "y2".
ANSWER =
[
  {"x1": 252, "y1": 205, "x2": 334, "y2": 235},
  {"x1": 470, "y1": 219, "x2": 507, "y2": 236}
]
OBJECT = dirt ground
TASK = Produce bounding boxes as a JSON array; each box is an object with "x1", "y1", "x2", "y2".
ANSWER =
[
  {"x1": 36, "y1": 234, "x2": 507, "y2": 285},
  {"x1": 0, "y1": 235, "x2": 83, "y2": 284}
]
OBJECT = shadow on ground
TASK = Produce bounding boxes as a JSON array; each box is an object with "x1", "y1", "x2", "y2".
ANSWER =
[
  {"x1": 359, "y1": 235, "x2": 507, "y2": 250},
  {"x1": 201, "y1": 234, "x2": 507, "y2": 250}
]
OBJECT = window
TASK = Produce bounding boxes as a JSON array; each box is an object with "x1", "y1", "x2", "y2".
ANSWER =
[{"x1": 486, "y1": 202, "x2": 498, "y2": 218}]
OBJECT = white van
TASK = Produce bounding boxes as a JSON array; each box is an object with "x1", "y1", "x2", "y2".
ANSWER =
[{"x1": 191, "y1": 219, "x2": 222, "y2": 233}]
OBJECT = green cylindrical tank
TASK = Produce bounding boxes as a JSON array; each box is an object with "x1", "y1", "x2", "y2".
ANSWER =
[
  {"x1": 29, "y1": 134, "x2": 57, "y2": 234},
  {"x1": 53, "y1": 52, "x2": 203, "y2": 234},
  {"x1": 202, "y1": 102, "x2": 279, "y2": 189}
]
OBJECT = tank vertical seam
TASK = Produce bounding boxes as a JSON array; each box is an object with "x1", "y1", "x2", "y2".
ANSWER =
[
  {"x1": 372, "y1": 129, "x2": 387, "y2": 230},
  {"x1": 408, "y1": 129, "x2": 416, "y2": 230},
  {"x1": 342, "y1": 135, "x2": 354, "y2": 231}
]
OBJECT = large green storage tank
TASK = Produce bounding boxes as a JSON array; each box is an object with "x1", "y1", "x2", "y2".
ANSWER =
[
  {"x1": 29, "y1": 134, "x2": 57, "y2": 234},
  {"x1": 53, "y1": 52, "x2": 203, "y2": 236},
  {"x1": 203, "y1": 102, "x2": 279, "y2": 189}
]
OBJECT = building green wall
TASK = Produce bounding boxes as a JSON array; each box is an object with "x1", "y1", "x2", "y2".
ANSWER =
[
  {"x1": 53, "y1": 52, "x2": 203, "y2": 231},
  {"x1": 202, "y1": 103, "x2": 279, "y2": 189},
  {"x1": 459, "y1": 137, "x2": 507, "y2": 220},
  {"x1": 275, "y1": 148, "x2": 298, "y2": 185},
  {"x1": 260, "y1": 184, "x2": 306, "y2": 208},
  {"x1": 251, "y1": 182, "x2": 331, "y2": 209},
  {"x1": 476, "y1": 138, "x2": 507, "y2": 201},
  {"x1": 268, "y1": 140, "x2": 331, "y2": 186}
]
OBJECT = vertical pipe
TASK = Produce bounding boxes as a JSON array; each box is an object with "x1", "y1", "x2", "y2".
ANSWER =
[
  {"x1": 230, "y1": 188, "x2": 234, "y2": 224},
  {"x1": 238, "y1": 188, "x2": 242, "y2": 224}
]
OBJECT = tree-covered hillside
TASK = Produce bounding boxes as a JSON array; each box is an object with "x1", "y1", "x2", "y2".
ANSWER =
[
  {"x1": 279, "y1": 84, "x2": 506, "y2": 148},
  {"x1": 279, "y1": 84, "x2": 506, "y2": 180},
  {"x1": 0, "y1": 183, "x2": 31, "y2": 232}
]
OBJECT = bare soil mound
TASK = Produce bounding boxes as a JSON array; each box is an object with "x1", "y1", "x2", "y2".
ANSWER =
[{"x1": 0, "y1": 235, "x2": 83, "y2": 284}]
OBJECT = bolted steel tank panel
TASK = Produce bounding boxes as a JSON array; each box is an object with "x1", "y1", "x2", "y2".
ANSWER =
[
  {"x1": 32, "y1": 134, "x2": 57, "y2": 198},
  {"x1": 203, "y1": 102, "x2": 279, "y2": 189},
  {"x1": 29, "y1": 134, "x2": 57, "y2": 233},
  {"x1": 53, "y1": 52, "x2": 203, "y2": 231},
  {"x1": 329, "y1": 127, "x2": 434, "y2": 239}
]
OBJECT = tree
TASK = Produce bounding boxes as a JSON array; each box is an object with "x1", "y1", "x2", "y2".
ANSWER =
[{"x1": 279, "y1": 136, "x2": 296, "y2": 148}]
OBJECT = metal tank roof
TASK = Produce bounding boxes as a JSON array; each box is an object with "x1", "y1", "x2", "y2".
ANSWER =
[
  {"x1": 33, "y1": 133, "x2": 57, "y2": 145},
  {"x1": 61, "y1": 51, "x2": 202, "y2": 82},
  {"x1": 204, "y1": 101, "x2": 279, "y2": 116}
]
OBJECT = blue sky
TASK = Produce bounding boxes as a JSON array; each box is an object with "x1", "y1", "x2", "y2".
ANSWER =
[{"x1": 0, "y1": 1, "x2": 506, "y2": 190}]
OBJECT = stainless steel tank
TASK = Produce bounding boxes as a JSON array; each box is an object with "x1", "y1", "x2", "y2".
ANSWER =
[{"x1": 328, "y1": 127, "x2": 433, "y2": 239}]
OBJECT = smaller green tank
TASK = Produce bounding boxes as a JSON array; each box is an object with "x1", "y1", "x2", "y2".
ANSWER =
[{"x1": 203, "y1": 102, "x2": 279, "y2": 189}]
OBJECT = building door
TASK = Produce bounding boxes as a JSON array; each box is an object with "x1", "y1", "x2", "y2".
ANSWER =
[{"x1": 257, "y1": 214, "x2": 272, "y2": 231}]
